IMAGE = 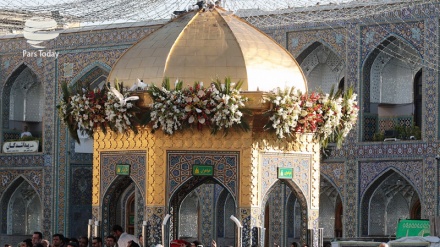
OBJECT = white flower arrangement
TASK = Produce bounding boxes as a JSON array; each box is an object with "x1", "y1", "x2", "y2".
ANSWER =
[
  {"x1": 149, "y1": 86, "x2": 185, "y2": 135},
  {"x1": 105, "y1": 90, "x2": 137, "y2": 134},
  {"x1": 57, "y1": 82, "x2": 140, "y2": 143},
  {"x1": 266, "y1": 87, "x2": 302, "y2": 139},
  {"x1": 148, "y1": 78, "x2": 249, "y2": 135},
  {"x1": 58, "y1": 78, "x2": 358, "y2": 149},
  {"x1": 265, "y1": 86, "x2": 359, "y2": 148}
]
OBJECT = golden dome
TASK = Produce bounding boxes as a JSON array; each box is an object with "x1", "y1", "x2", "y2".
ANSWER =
[{"x1": 108, "y1": 8, "x2": 307, "y2": 92}]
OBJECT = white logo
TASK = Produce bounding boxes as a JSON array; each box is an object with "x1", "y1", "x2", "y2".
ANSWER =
[{"x1": 23, "y1": 17, "x2": 59, "y2": 48}]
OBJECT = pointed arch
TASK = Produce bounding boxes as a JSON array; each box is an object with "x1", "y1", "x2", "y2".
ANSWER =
[
  {"x1": 319, "y1": 175, "x2": 343, "y2": 239},
  {"x1": 169, "y1": 176, "x2": 237, "y2": 245},
  {"x1": 261, "y1": 180, "x2": 308, "y2": 247},
  {"x1": 2, "y1": 63, "x2": 43, "y2": 131},
  {"x1": 102, "y1": 175, "x2": 144, "y2": 237},
  {"x1": 69, "y1": 62, "x2": 111, "y2": 90},
  {"x1": 360, "y1": 168, "x2": 421, "y2": 236},
  {"x1": 0, "y1": 176, "x2": 42, "y2": 235},
  {"x1": 296, "y1": 41, "x2": 345, "y2": 93},
  {"x1": 361, "y1": 35, "x2": 422, "y2": 141},
  {"x1": 216, "y1": 188, "x2": 236, "y2": 246}
]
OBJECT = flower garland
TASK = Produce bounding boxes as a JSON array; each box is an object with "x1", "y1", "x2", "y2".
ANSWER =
[
  {"x1": 58, "y1": 78, "x2": 359, "y2": 149},
  {"x1": 148, "y1": 78, "x2": 249, "y2": 135},
  {"x1": 264, "y1": 86, "x2": 359, "y2": 148},
  {"x1": 57, "y1": 82, "x2": 139, "y2": 143}
]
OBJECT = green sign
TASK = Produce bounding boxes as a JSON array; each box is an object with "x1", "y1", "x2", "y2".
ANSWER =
[
  {"x1": 193, "y1": 165, "x2": 214, "y2": 176},
  {"x1": 396, "y1": 219, "x2": 430, "y2": 238},
  {"x1": 278, "y1": 167, "x2": 293, "y2": 179},
  {"x1": 116, "y1": 164, "x2": 130, "y2": 175}
]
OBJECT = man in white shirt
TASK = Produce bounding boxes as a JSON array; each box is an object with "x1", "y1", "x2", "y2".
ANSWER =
[
  {"x1": 21, "y1": 126, "x2": 32, "y2": 138},
  {"x1": 112, "y1": 225, "x2": 139, "y2": 247}
]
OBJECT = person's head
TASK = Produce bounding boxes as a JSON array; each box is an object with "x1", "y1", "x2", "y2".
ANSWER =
[
  {"x1": 23, "y1": 239, "x2": 33, "y2": 247},
  {"x1": 52, "y1": 234, "x2": 65, "y2": 247},
  {"x1": 19, "y1": 242, "x2": 27, "y2": 247},
  {"x1": 111, "y1": 225, "x2": 124, "y2": 237},
  {"x1": 23, "y1": 126, "x2": 29, "y2": 131},
  {"x1": 105, "y1": 236, "x2": 116, "y2": 247},
  {"x1": 379, "y1": 243, "x2": 389, "y2": 247},
  {"x1": 5, "y1": 244, "x2": 12, "y2": 247},
  {"x1": 42, "y1": 240, "x2": 50, "y2": 247},
  {"x1": 78, "y1": 237, "x2": 88, "y2": 247},
  {"x1": 92, "y1": 237, "x2": 102, "y2": 247},
  {"x1": 138, "y1": 235, "x2": 143, "y2": 244},
  {"x1": 33, "y1": 232, "x2": 43, "y2": 245},
  {"x1": 66, "y1": 242, "x2": 78, "y2": 247}
]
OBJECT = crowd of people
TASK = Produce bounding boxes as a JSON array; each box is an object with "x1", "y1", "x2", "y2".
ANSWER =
[
  {"x1": 3, "y1": 225, "x2": 145, "y2": 247},
  {"x1": 3, "y1": 225, "x2": 215, "y2": 247}
]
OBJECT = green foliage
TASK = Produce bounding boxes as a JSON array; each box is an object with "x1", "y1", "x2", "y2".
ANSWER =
[{"x1": 395, "y1": 124, "x2": 421, "y2": 140}]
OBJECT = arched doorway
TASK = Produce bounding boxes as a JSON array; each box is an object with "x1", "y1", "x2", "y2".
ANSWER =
[
  {"x1": 102, "y1": 176, "x2": 144, "y2": 237},
  {"x1": 0, "y1": 176, "x2": 42, "y2": 235},
  {"x1": 360, "y1": 170, "x2": 421, "y2": 236},
  {"x1": 169, "y1": 177, "x2": 237, "y2": 247},
  {"x1": 319, "y1": 177, "x2": 343, "y2": 240},
  {"x1": 361, "y1": 36, "x2": 422, "y2": 141},
  {"x1": 262, "y1": 180, "x2": 308, "y2": 247}
]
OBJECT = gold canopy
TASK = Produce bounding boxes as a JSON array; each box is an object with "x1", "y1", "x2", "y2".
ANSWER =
[{"x1": 108, "y1": 8, "x2": 307, "y2": 92}]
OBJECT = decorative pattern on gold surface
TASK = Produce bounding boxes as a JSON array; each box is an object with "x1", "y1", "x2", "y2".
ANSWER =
[{"x1": 93, "y1": 126, "x2": 254, "y2": 206}]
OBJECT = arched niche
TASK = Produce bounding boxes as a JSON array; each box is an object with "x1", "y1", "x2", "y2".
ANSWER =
[
  {"x1": 69, "y1": 63, "x2": 110, "y2": 91},
  {"x1": 0, "y1": 176, "x2": 42, "y2": 235},
  {"x1": 169, "y1": 176, "x2": 237, "y2": 247},
  {"x1": 360, "y1": 169, "x2": 420, "y2": 236},
  {"x1": 362, "y1": 36, "x2": 422, "y2": 141},
  {"x1": 297, "y1": 41, "x2": 345, "y2": 93},
  {"x1": 319, "y1": 176, "x2": 343, "y2": 239},
  {"x1": 261, "y1": 180, "x2": 308, "y2": 247},
  {"x1": 102, "y1": 176, "x2": 144, "y2": 237},
  {"x1": 2, "y1": 64, "x2": 43, "y2": 139}
]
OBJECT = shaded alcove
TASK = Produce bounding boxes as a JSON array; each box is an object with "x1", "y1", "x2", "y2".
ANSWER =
[
  {"x1": 2, "y1": 64, "x2": 43, "y2": 141},
  {"x1": 0, "y1": 176, "x2": 41, "y2": 235},
  {"x1": 102, "y1": 176, "x2": 144, "y2": 237},
  {"x1": 360, "y1": 169, "x2": 421, "y2": 236},
  {"x1": 169, "y1": 176, "x2": 237, "y2": 247},
  {"x1": 297, "y1": 41, "x2": 345, "y2": 93},
  {"x1": 361, "y1": 36, "x2": 422, "y2": 141},
  {"x1": 319, "y1": 176, "x2": 343, "y2": 239},
  {"x1": 262, "y1": 180, "x2": 308, "y2": 247}
]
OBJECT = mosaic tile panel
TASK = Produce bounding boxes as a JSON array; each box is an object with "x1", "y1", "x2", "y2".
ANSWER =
[
  {"x1": 69, "y1": 166, "x2": 93, "y2": 238},
  {"x1": 100, "y1": 151, "x2": 147, "y2": 197},
  {"x1": 359, "y1": 160, "x2": 423, "y2": 197},
  {"x1": 287, "y1": 28, "x2": 346, "y2": 59},
  {"x1": 145, "y1": 205, "x2": 166, "y2": 246},
  {"x1": 320, "y1": 162, "x2": 345, "y2": 200},
  {"x1": 360, "y1": 21, "x2": 424, "y2": 61},
  {"x1": 423, "y1": 18, "x2": 439, "y2": 142},
  {"x1": 261, "y1": 153, "x2": 312, "y2": 204},
  {"x1": 167, "y1": 151, "x2": 239, "y2": 198}
]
